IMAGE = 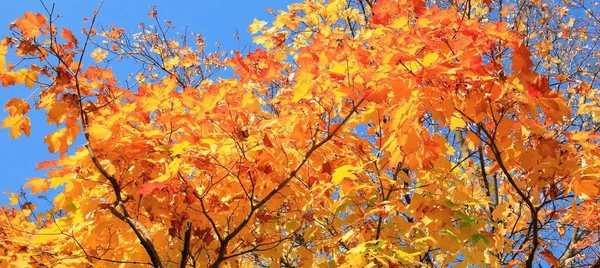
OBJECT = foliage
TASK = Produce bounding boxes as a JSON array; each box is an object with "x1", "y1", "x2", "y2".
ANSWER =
[{"x1": 1, "y1": 0, "x2": 599, "y2": 267}]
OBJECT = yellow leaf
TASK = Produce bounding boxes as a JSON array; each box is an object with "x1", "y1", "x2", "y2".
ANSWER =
[
  {"x1": 152, "y1": 174, "x2": 171, "y2": 183},
  {"x1": 171, "y1": 141, "x2": 190, "y2": 156},
  {"x1": 9, "y1": 193, "x2": 19, "y2": 205},
  {"x1": 49, "y1": 176, "x2": 68, "y2": 188},
  {"x1": 390, "y1": 17, "x2": 408, "y2": 30},
  {"x1": 0, "y1": 42, "x2": 6, "y2": 55},
  {"x1": 164, "y1": 56, "x2": 180, "y2": 70},
  {"x1": 411, "y1": 236, "x2": 437, "y2": 246},
  {"x1": 14, "y1": 68, "x2": 37, "y2": 88},
  {"x1": 292, "y1": 72, "x2": 314, "y2": 102},
  {"x1": 90, "y1": 47, "x2": 107, "y2": 62},
  {"x1": 450, "y1": 115, "x2": 466, "y2": 130},
  {"x1": 168, "y1": 158, "x2": 182, "y2": 175},
  {"x1": 341, "y1": 229, "x2": 355, "y2": 242},
  {"x1": 0, "y1": 55, "x2": 5, "y2": 71},
  {"x1": 332, "y1": 165, "x2": 358, "y2": 184},
  {"x1": 329, "y1": 62, "x2": 348, "y2": 75},
  {"x1": 87, "y1": 124, "x2": 111, "y2": 142},
  {"x1": 24, "y1": 177, "x2": 49, "y2": 194},
  {"x1": 404, "y1": 61, "x2": 421, "y2": 73},
  {"x1": 1, "y1": 115, "x2": 31, "y2": 138},
  {"x1": 422, "y1": 52, "x2": 439, "y2": 67},
  {"x1": 422, "y1": 215, "x2": 433, "y2": 226},
  {"x1": 248, "y1": 19, "x2": 267, "y2": 34}
]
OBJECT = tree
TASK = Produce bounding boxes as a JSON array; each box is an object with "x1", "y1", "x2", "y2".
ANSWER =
[{"x1": 1, "y1": 0, "x2": 598, "y2": 267}]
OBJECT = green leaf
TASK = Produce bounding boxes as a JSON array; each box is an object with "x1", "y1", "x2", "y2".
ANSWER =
[
  {"x1": 471, "y1": 233, "x2": 490, "y2": 245},
  {"x1": 457, "y1": 211, "x2": 477, "y2": 227}
]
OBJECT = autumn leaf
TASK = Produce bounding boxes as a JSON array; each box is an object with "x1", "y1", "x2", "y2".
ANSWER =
[
  {"x1": 60, "y1": 28, "x2": 78, "y2": 46},
  {"x1": 332, "y1": 165, "x2": 358, "y2": 184},
  {"x1": 511, "y1": 41, "x2": 534, "y2": 78},
  {"x1": 4, "y1": 98, "x2": 30, "y2": 116},
  {"x1": 90, "y1": 47, "x2": 107, "y2": 62},
  {"x1": 422, "y1": 52, "x2": 439, "y2": 67},
  {"x1": 449, "y1": 114, "x2": 466, "y2": 130},
  {"x1": 540, "y1": 249, "x2": 560, "y2": 267},
  {"x1": 14, "y1": 68, "x2": 38, "y2": 88},
  {"x1": 1, "y1": 115, "x2": 31, "y2": 138},
  {"x1": 138, "y1": 181, "x2": 169, "y2": 196},
  {"x1": 13, "y1": 12, "x2": 47, "y2": 39},
  {"x1": 249, "y1": 19, "x2": 267, "y2": 34},
  {"x1": 23, "y1": 178, "x2": 49, "y2": 194},
  {"x1": 308, "y1": 176, "x2": 318, "y2": 188}
]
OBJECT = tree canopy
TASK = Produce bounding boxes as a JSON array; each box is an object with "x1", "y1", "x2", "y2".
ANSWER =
[{"x1": 1, "y1": 0, "x2": 599, "y2": 267}]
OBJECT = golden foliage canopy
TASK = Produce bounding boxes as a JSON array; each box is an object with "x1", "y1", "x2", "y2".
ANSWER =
[{"x1": 1, "y1": 0, "x2": 599, "y2": 267}]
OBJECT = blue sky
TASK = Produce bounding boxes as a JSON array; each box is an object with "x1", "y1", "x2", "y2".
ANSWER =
[{"x1": 0, "y1": 0, "x2": 295, "y2": 205}]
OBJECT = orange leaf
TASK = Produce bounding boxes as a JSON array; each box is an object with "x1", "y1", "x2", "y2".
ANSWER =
[
  {"x1": 540, "y1": 249, "x2": 559, "y2": 267},
  {"x1": 364, "y1": 86, "x2": 389, "y2": 103},
  {"x1": 24, "y1": 178, "x2": 50, "y2": 194},
  {"x1": 4, "y1": 98, "x2": 30, "y2": 116},
  {"x1": 60, "y1": 28, "x2": 78, "y2": 46},
  {"x1": 44, "y1": 128, "x2": 77, "y2": 153},
  {"x1": 138, "y1": 181, "x2": 169, "y2": 196},
  {"x1": 1, "y1": 115, "x2": 31, "y2": 138},
  {"x1": 1, "y1": 73, "x2": 16, "y2": 87},
  {"x1": 13, "y1": 12, "x2": 47, "y2": 39},
  {"x1": 511, "y1": 41, "x2": 534, "y2": 77}
]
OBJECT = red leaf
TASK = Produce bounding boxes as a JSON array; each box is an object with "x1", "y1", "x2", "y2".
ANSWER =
[
  {"x1": 263, "y1": 134, "x2": 274, "y2": 148},
  {"x1": 256, "y1": 211, "x2": 273, "y2": 222},
  {"x1": 322, "y1": 162, "x2": 333, "y2": 174},
  {"x1": 36, "y1": 159, "x2": 59, "y2": 170},
  {"x1": 308, "y1": 176, "x2": 318, "y2": 188},
  {"x1": 526, "y1": 76, "x2": 549, "y2": 97},
  {"x1": 138, "y1": 181, "x2": 168, "y2": 196}
]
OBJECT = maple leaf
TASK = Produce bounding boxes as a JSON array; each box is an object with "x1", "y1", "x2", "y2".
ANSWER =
[
  {"x1": 422, "y1": 52, "x2": 439, "y2": 67},
  {"x1": 511, "y1": 41, "x2": 534, "y2": 78},
  {"x1": 332, "y1": 165, "x2": 358, "y2": 184},
  {"x1": 526, "y1": 75, "x2": 549, "y2": 97},
  {"x1": 1, "y1": 115, "x2": 31, "y2": 138},
  {"x1": 60, "y1": 28, "x2": 78, "y2": 46},
  {"x1": 249, "y1": 19, "x2": 267, "y2": 34},
  {"x1": 540, "y1": 249, "x2": 560, "y2": 267},
  {"x1": 4, "y1": 98, "x2": 30, "y2": 116},
  {"x1": 90, "y1": 47, "x2": 107, "y2": 62},
  {"x1": 12, "y1": 12, "x2": 48, "y2": 39},
  {"x1": 23, "y1": 178, "x2": 49, "y2": 194},
  {"x1": 138, "y1": 181, "x2": 169, "y2": 196},
  {"x1": 14, "y1": 68, "x2": 38, "y2": 88}
]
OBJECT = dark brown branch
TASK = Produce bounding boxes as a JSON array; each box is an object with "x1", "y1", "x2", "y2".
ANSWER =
[
  {"x1": 179, "y1": 222, "x2": 192, "y2": 268},
  {"x1": 478, "y1": 125, "x2": 539, "y2": 268},
  {"x1": 39, "y1": 1, "x2": 164, "y2": 266}
]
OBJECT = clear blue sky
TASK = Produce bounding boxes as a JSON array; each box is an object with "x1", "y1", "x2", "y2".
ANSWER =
[{"x1": 0, "y1": 0, "x2": 295, "y2": 205}]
